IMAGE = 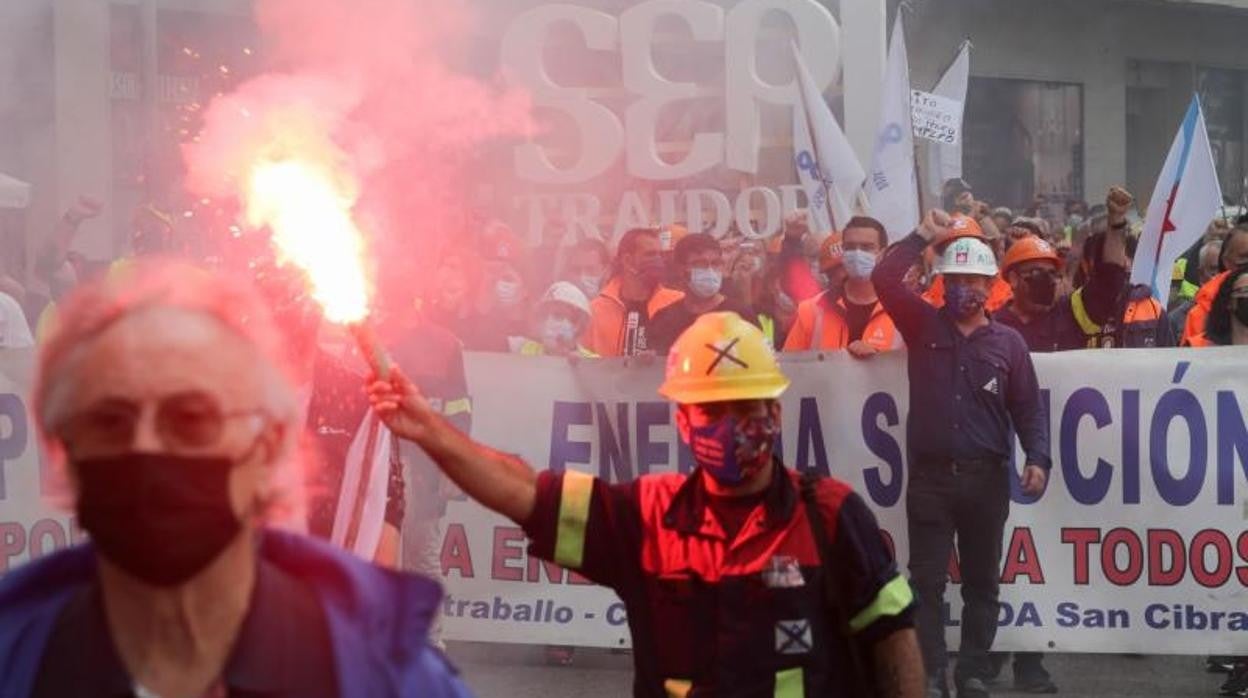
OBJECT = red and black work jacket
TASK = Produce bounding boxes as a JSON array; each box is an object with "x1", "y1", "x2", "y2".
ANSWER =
[{"x1": 523, "y1": 461, "x2": 916, "y2": 698}]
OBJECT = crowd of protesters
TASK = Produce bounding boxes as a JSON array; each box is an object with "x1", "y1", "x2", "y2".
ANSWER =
[
  {"x1": 1, "y1": 178, "x2": 1247, "y2": 697},
  {"x1": 3, "y1": 180, "x2": 1246, "y2": 362}
]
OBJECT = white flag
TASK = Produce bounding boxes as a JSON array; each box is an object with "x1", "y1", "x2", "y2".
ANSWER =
[
  {"x1": 1131, "y1": 96, "x2": 1223, "y2": 301},
  {"x1": 791, "y1": 42, "x2": 863, "y2": 232},
  {"x1": 924, "y1": 42, "x2": 970, "y2": 205},
  {"x1": 331, "y1": 413, "x2": 393, "y2": 559},
  {"x1": 792, "y1": 101, "x2": 836, "y2": 235},
  {"x1": 865, "y1": 14, "x2": 920, "y2": 238}
]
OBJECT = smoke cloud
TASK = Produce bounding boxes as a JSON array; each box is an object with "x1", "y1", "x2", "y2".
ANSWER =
[{"x1": 183, "y1": 0, "x2": 532, "y2": 299}]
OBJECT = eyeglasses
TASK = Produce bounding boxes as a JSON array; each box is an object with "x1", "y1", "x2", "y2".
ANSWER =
[{"x1": 56, "y1": 390, "x2": 268, "y2": 455}]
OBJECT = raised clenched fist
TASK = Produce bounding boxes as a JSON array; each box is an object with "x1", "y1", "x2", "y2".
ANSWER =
[
  {"x1": 919, "y1": 209, "x2": 953, "y2": 243},
  {"x1": 64, "y1": 195, "x2": 103, "y2": 225},
  {"x1": 1106, "y1": 186, "x2": 1134, "y2": 223}
]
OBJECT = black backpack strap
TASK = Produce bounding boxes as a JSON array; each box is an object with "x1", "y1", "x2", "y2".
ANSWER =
[{"x1": 800, "y1": 472, "x2": 875, "y2": 696}]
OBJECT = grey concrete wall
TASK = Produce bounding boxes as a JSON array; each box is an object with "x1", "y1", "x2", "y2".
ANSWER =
[
  {"x1": 900, "y1": 0, "x2": 1248, "y2": 205},
  {"x1": 53, "y1": 0, "x2": 114, "y2": 260}
]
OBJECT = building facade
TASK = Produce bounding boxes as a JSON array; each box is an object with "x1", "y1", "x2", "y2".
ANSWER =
[{"x1": 1, "y1": 0, "x2": 1246, "y2": 269}]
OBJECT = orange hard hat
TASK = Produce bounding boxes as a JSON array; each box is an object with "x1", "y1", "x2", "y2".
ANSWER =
[
  {"x1": 819, "y1": 232, "x2": 844, "y2": 271},
  {"x1": 1001, "y1": 235, "x2": 1063, "y2": 276},
  {"x1": 947, "y1": 214, "x2": 984, "y2": 240}
]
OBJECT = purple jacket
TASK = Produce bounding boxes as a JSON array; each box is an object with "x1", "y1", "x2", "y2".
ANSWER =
[{"x1": 0, "y1": 529, "x2": 473, "y2": 697}]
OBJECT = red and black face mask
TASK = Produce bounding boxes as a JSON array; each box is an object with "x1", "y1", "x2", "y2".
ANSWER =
[{"x1": 689, "y1": 413, "x2": 778, "y2": 486}]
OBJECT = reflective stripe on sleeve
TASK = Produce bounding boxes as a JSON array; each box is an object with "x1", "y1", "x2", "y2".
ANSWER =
[
  {"x1": 554, "y1": 470, "x2": 594, "y2": 569},
  {"x1": 1070, "y1": 288, "x2": 1102, "y2": 336},
  {"x1": 849, "y1": 575, "x2": 915, "y2": 633},
  {"x1": 663, "y1": 679, "x2": 692, "y2": 698},
  {"x1": 773, "y1": 667, "x2": 804, "y2": 698},
  {"x1": 443, "y1": 398, "x2": 472, "y2": 416}
]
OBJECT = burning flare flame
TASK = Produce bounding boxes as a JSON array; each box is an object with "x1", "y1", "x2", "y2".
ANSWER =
[{"x1": 244, "y1": 159, "x2": 370, "y2": 324}]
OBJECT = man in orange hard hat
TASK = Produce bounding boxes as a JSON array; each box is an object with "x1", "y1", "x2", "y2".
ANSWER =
[{"x1": 992, "y1": 235, "x2": 1084, "y2": 353}]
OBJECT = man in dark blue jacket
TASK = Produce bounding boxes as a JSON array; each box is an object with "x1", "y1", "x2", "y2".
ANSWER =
[{"x1": 874, "y1": 211, "x2": 1051, "y2": 698}]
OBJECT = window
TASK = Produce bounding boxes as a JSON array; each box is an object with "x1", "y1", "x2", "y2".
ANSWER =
[
  {"x1": 963, "y1": 78, "x2": 1084, "y2": 210},
  {"x1": 1128, "y1": 60, "x2": 1248, "y2": 205}
]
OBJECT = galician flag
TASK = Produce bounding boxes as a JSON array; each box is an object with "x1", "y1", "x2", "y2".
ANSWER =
[
  {"x1": 791, "y1": 42, "x2": 862, "y2": 233},
  {"x1": 1131, "y1": 95, "x2": 1223, "y2": 301},
  {"x1": 865, "y1": 13, "x2": 920, "y2": 238}
]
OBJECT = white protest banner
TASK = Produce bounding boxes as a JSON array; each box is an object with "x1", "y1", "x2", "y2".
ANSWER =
[
  {"x1": 910, "y1": 89, "x2": 963, "y2": 146},
  {"x1": 0, "y1": 348, "x2": 82, "y2": 574},
  {"x1": 3, "y1": 348, "x2": 1247, "y2": 654},
  {"x1": 442, "y1": 349, "x2": 1248, "y2": 652}
]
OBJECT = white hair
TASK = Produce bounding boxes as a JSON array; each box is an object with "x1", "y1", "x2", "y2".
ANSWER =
[
  {"x1": 1200, "y1": 239, "x2": 1224, "y2": 263},
  {"x1": 35, "y1": 258, "x2": 306, "y2": 526}
]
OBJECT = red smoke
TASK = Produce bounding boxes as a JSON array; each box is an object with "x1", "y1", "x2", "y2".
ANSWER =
[{"x1": 183, "y1": 0, "x2": 532, "y2": 304}]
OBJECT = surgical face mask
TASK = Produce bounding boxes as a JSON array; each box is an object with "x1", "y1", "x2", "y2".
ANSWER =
[
  {"x1": 1067, "y1": 214, "x2": 1085, "y2": 228},
  {"x1": 945, "y1": 282, "x2": 988, "y2": 319},
  {"x1": 541, "y1": 316, "x2": 578, "y2": 348},
  {"x1": 75, "y1": 452, "x2": 243, "y2": 587},
  {"x1": 1022, "y1": 272, "x2": 1058, "y2": 308},
  {"x1": 689, "y1": 413, "x2": 778, "y2": 486},
  {"x1": 842, "y1": 249, "x2": 877, "y2": 280},
  {"x1": 576, "y1": 274, "x2": 602, "y2": 299},
  {"x1": 495, "y1": 278, "x2": 522, "y2": 306},
  {"x1": 688, "y1": 267, "x2": 723, "y2": 299}
]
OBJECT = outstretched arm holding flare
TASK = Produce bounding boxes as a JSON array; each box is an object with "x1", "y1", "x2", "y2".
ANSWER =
[{"x1": 367, "y1": 367, "x2": 537, "y2": 524}]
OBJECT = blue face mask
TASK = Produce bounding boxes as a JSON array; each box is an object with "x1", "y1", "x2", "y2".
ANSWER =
[
  {"x1": 842, "y1": 249, "x2": 877, "y2": 280},
  {"x1": 945, "y1": 282, "x2": 988, "y2": 319},
  {"x1": 540, "y1": 316, "x2": 578, "y2": 349},
  {"x1": 689, "y1": 414, "x2": 777, "y2": 486},
  {"x1": 689, "y1": 267, "x2": 723, "y2": 299},
  {"x1": 495, "y1": 279, "x2": 522, "y2": 306}
]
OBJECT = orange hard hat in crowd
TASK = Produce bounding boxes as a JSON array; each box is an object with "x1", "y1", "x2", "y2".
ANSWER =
[
  {"x1": 937, "y1": 214, "x2": 985, "y2": 248},
  {"x1": 1001, "y1": 236, "x2": 1063, "y2": 276},
  {"x1": 819, "y1": 232, "x2": 844, "y2": 271}
]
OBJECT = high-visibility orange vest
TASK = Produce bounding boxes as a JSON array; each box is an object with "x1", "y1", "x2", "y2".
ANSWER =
[
  {"x1": 1181, "y1": 271, "x2": 1227, "y2": 345},
  {"x1": 586, "y1": 278, "x2": 684, "y2": 357},
  {"x1": 783, "y1": 291, "x2": 902, "y2": 352},
  {"x1": 1070, "y1": 285, "x2": 1168, "y2": 348}
]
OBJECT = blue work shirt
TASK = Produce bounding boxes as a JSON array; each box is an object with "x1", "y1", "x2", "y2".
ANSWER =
[{"x1": 872, "y1": 232, "x2": 1051, "y2": 470}]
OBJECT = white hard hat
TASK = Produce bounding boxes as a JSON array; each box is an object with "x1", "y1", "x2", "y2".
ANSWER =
[
  {"x1": 539, "y1": 281, "x2": 591, "y2": 317},
  {"x1": 936, "y1": 237, "x2": 998, "y2": 277}
]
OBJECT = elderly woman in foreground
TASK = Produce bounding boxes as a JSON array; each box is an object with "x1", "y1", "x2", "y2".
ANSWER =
[{"x1": 0, "y1": 261, "x2": 471, "y2": 698}]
